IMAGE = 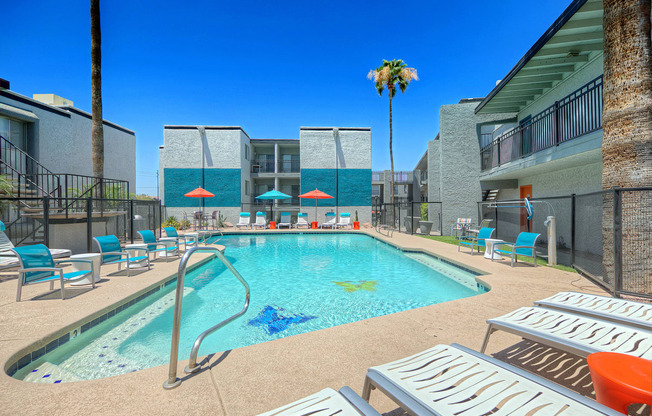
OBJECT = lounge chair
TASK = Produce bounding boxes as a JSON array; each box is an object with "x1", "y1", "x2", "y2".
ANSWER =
[
  {"x1": 252, "y1": 212, "x2": 267, "y2": 230},
  {"x1": 137, "y1": 230, "x2": 179, "y2": 262},
  {"x1": 12, "y1": 244, "x2": 96, "y2": 301},
  {"x1": 235, "y1": 212, "x2": 251, "y2": 230},
  {"x1": 492, "y1": 231, "x2": 540, "y2": 266},
  {"x1": 450, "y1": 217, "x2": 471, "y2": 238},
  {"x1": 335, "y1": 213, "x2": 351, "y2": 230},
  {"x1": 278, "y1": 212, "x2": 292, "y2": 229},
  {"x1": 258, "y1": 387, "x2": 381, "y2": 416},
  {"x1": 295, "y1": 213, "x2": 309, "y2": 229},
  {"x1": 320, "y1": 212, "x2": 337, "y2": 229},
  {"x1": 163, "y1": 227, "x2": 198, "y2": 250},
  {"x1": 458, "y1": 227, "x2": 494, "y2": 254},
  {"x1": 535, "y1": 291, "x2": 652, "y2": 330},
  {"x1": 480, "y1": 306, "x2": 652, "y2": 359},
  {"x1": 0, "y1": 222, "x2": 71, "y2": 270},
  {"x1": 362, "y1": 343, "x2": 620, "y2": 416},
  {"x1": 94, "y1": 235, "x2": 151, "y2": 276}
]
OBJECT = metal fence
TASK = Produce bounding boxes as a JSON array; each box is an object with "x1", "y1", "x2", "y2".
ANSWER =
[
  {"x1": 0, "y1": 196, "x2": 162, "y2": 254},
  {"x1": 478, "y1": 187, "x2": 652, "y2": 299},
  {"x1": 372, "y1": 201, "x2": 442, "y2": 235}
]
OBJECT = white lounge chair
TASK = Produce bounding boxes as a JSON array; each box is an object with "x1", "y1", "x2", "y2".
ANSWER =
[
  {"x1": 0, "y1": 224, "x2": 71, "y2": 270},
  {"x1": 258, "y1": 387, "x2": 381, "y2": 416},
  {"x1": 480, "y1": 306, "x2": 652, "y2": 359},
  {"x1": 278, "y1": 212, "x2": 292, "y2": 229},
  {"x1": 295, "y1": 213, "x2": 309, "y2": 229},
  {"x1": 362, "y1": 343, "x2": 620, "y2": 416},
  {"x1": 234, "y1": 212, "x2": 251, "y2": 230},
  {"x1": 535, "y1": 291, "x2": 652, "y2": 330},
  {"x1": 335, "y1": 213, "x2": 351, "y2": 229},
  {"x1": 252, "y1": 212, "x2": 267, "y2": 230},
  {"x1": 320, "y1": 212, "x2": 336, "y2": 229}
]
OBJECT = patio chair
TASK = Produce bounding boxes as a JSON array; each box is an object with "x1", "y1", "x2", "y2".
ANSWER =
[
  {"x1": 234, "y1": 212, "x2": 251, "y2": 230},
  {"x1": 534, "y1": 291, "x2": 652, "y2": 330},
  {"x1": 0, "y1": 222, "x2": 71, "y2": 270},
  {"x1": 492, "y1": 231, "x2": 540, "y2": 267},
  {"x1": 480, "y1": 306, "x2": 652, "y2": 359},
  {"x1": 258, "y1": 387, "x2": 381, "y2": 416},
  {"x1": 295, "y1": 213, "x2": 309, "y2": 229},
  {"x1": 137, "y1": 230, "x2": 179, "y2": 262},
  {"x1": 335, "y1": 213, "x2": 351, "y2": 230},
  {"x1": 320, "y1": 212, "x2": 337, "y2": 229},
  {"x1": 450, "y1": 218, "x2": 471, "y2": 238},
  {"x1": 93, "y1": 235, "x2": 151, "y2": 276},
  {"x1": 163, "y1": 227, "x2": 198, "y2": 250},
  {"x1": 278, "y1": 212, "x2": 292, "y2": 229},
  {"x1": 466, "y1": 218, "x2": 493, "y2": 236},
  {"x1": 362, "y1": 343, "x2": 621, "y2": 416},
  {"x1": 253, "y1": 212, "x2": 267, "y2": 230},
  {"x1": 458, "y1": 227, "x2": 494, "y2": 254},
  {"x1": 11, "y1": 244, "x2": 96, "y2": 302}
]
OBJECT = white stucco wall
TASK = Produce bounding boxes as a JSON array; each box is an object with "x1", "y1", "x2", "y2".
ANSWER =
[{"x1": 299, "y1": 128, "x2": 371, "y2": 170}]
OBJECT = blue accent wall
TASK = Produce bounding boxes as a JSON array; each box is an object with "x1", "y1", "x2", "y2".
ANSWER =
[
  {"x1": 301, "y1": 169, "x2": 371, "y2": 207},
  {"x1": 164, "y1": 168, "x2": 241, "y2": 207}
]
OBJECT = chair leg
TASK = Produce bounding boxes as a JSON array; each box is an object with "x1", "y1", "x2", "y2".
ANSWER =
[
  {"x1": 533, "y1": 251, "x2": 537, "y2": 267},
  {"x1": 362, "y1": 377, "x2": 375, "y2": 401},
  {"x1": 16, "y1": 275, "x2": 23, "y2": 302},
  {"x1": 59, "y1": 271, "x2": 65, "y2": 300},
  {"x1": 480, "y1": 325, "x2": 496, "y2": 353}
]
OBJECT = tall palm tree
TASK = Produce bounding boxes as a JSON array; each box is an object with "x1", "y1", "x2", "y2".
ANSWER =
[
  {"x1": 91, "y1": 0, "x2": 104, "y2": 196},
  {"x1": 602, "y1": 0, "x2": 651, "y2": 290},
  {"x1": 368, "y1": 59, "x2": 418, "y2": 205}
]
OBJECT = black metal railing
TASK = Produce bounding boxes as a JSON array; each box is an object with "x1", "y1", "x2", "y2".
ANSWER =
[
  {"x1": 278, "y1": 159, "x2": 300, "y2": 173},
  {"x1": 251, "y1": 159, "x2": 274, "y2": 173},
  {"x1": 481, "y1": 75, "x2": 603, "y2": 171}
]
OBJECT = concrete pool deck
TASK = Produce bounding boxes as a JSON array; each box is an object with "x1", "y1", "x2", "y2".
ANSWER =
[{"x1": 0, "y1": 230, "x2": 608, "y2": 415}]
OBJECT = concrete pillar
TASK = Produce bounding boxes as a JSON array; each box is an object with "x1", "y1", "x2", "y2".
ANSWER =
[{"x1": 274, "y1": 143, "x2": 279, "y2": 174}]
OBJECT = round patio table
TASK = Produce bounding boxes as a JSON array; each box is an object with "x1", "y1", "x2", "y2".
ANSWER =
[
  {"x1": 587, "y1": 352, "x2": 652, "y2": 414},
  {"x1": 69, "y1": 253, "x2": 102, "y2": 285},
  {"x1": 484, "y1": 238, "x2": 504, "y2": 260}
]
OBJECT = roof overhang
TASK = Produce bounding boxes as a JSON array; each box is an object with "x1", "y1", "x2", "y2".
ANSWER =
[{"x1": 476, "y1": 0, "x2": 603, "y2": 114}]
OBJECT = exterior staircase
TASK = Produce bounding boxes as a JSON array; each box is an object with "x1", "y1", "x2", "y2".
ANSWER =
[{"x1": 483, "y1": 189, "x2": 500, "y2": 201}]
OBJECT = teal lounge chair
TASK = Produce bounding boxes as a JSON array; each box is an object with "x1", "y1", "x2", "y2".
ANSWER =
[
  {"x1": 320, "y1": 212, "x2": 337, "y2": 229},
  {"x1": 11, "y1": 244, "x2": 95, "y2": 301},
  {"x1": 335, "y1": 213, "x2": 351, "y2": 230},
  {"x1": 235, "y1": 212, "x2": 252, "y2": 230},
  {"x1": 163, "y1": 227, "x2": 197, "y2": 250},
  {"x1": 93, "y1": 235, "x2": 151, "y2": 276},
  {"x1": 137, "y1": 230, "x2": 179, "y2": 262},
  {"x1": 295, "y1": 213, "x2": 309, "y2": 229},
  {"x1": 458, "y1": 227, "x2": 495, "y2": 255},
  {"x1": 278, "y1": 212, "x2": 292, "y2": 229},
  {"x1": 253, "y1": 212, "x2": 267, "y2": 230},
  {"x1": 493, "y1": 231, "x2": 540, "y2": 267}
]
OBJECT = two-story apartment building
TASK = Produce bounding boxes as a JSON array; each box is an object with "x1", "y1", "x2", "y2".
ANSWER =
[{"x1": 159, "y1": 126, "x2": 372, "y2": 224}]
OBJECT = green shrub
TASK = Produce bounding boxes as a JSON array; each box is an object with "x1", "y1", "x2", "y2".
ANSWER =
[{"x1": 162, "y1": 216, "x2": 181, "y2": 229}]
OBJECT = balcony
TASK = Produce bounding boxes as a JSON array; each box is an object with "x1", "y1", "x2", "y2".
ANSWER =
[
  {"x1": 278, "y1": 159, "x2": 300, "y2": 173},
  {"x1": 481, "y1": 75, "x2": 603, "y2": 171},
  {"x1": 251, "y1": 159, "x2": 274, "y2": 173}
]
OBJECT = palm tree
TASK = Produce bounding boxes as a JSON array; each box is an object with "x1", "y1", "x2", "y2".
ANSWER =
[
  {"x1": 91, "y1": 0, "x2": 104, "y2": 196},
  {"x1": 602, "y1": 0, "x2": 651, "y2": 291},
  {"x1": 368, "y1": 59, "x2": 418, "y2": 206}
]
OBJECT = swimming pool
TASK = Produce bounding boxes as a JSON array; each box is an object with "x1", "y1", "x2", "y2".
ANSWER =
[{"x1": 12, "y1": 233, "x2": 487, "y2": 383}]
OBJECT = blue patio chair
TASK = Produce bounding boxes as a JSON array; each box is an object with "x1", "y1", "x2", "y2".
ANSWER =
[
  {"x1": 137, "y1": 230, "x2": 179, "y2": 262},
  {"x1": 11, "y1": 244, "x2": 95, "y2": 301},
  {"x1": 163, "y1": 227, "x2": 197, "y2": 250},
  {"x1": 493, "y1": 232, "x2": 541, "y2": 267},
  {"x1": 93, "y1": 235, "x2": 151, "y2": 276},
  {"x1": 458, "y1": 227, "x2": 495, "y2": 255}
]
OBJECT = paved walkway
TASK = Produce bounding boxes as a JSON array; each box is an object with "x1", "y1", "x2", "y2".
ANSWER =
[{"x1": 0, "y1": 230, "x2": 606, "y2": 415}]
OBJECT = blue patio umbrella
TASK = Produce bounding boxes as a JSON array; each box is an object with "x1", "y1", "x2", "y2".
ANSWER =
[{"x1": 256, "y1": 189, "x2": 291, "y2": 218}]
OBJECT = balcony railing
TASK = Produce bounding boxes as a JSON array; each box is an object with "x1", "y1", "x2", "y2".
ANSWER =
[
  {"x1": 481, "y1": 75, "x2": 603, "y2": 171},
  {"x1": 251, "y1": 159, "x2": 274, "y2": 173},
  {"x1": 278, "y1": 159, "x2": 300, "y2": 173}
]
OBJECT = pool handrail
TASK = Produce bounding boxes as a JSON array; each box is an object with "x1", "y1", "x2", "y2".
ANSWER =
[{"x1": 163, "y1": 246, "x2": 250, "y2": 389}]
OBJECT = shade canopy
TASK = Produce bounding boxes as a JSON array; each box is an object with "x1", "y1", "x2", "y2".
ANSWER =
[
  {"x1": 256, "y1": 189, "x2": 291, "y2": 200},
  {"x1": 184, "y1": 187, "x2": 215, "y2": 198},
  {"x1": 299, "y1": 189, "x2": 334, "y2": 199}
]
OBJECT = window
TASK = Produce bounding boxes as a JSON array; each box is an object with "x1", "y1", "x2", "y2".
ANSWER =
[
  {"x1": 371, "y1": 185, "x2": 380, "y2": 196},
  {"x1": 244, "y1": 144, "x2": 250, "y2": 161},
  {"x1": 245, "y1": 180, "x2": 250, "y2": 195}
]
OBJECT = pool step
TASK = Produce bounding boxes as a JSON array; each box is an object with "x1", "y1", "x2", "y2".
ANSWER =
[
  {"x1": 23, "y1": 362, "x2": 83, "y2": 384},
  {"x1": 404, "y1": 252, "x2": 481, "y2": 292}
]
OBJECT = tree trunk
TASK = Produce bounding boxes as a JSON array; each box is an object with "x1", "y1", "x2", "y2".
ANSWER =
[
  {"x1": 91, "y1": 0, "x2": 104, "y2": 198},
  {"x1": 601, "y1": 0, "x2": 652, "y2": 293},
  {"x1": 389, "y1": 93, "x2": 394, "y2": 206}
]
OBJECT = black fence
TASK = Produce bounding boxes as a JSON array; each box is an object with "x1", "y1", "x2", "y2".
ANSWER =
[
  {"x1": 372, "y1": 201, "x2": 442, "y2": 235},
  {"x1": 0, "y1": 196, "x2": 161, "y2": 254},
  {"x1": 478, "y1": 187, "x2": 652, "y2": 299},
  {"x1": 481, "y1": 75, "x2": 603, "y2": 171}
]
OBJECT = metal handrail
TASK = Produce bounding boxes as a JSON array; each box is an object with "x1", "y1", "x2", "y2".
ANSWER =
[{"x1": 163, "y1": 246, "x2": 250, "y2": 389}]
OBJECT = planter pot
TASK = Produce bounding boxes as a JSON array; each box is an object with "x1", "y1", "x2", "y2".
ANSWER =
[
  {"x1": 404, "y1": 216, "x2": 420, "y2": 233},
  {"x1": 353, "y1": 221, "x2": 360, "y2": 230},
  {"x1": 419, "y1": 221, "x2": 434, "y2": 235}
]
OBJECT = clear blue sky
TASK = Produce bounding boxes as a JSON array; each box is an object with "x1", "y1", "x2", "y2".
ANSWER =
[{"x1": 2, "y1": 0, "x2": 571, "y2": 195}]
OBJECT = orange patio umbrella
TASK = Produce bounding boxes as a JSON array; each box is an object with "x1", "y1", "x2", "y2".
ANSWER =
[
  {"x1": 298, "y1": 188, "x2": 334, "y2": 222},
  {"x1": 184, "y1": 187, "x2": 215, "y2": 213}
]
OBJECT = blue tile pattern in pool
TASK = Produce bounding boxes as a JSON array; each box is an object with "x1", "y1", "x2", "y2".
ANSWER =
[{"x1": 13, "y1": 233, "x2": 486, "y2": 383}]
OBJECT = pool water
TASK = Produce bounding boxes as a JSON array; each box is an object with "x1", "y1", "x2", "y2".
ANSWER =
[{"x1": 14, "y1": 234, "x2": 485, "y2": 383}]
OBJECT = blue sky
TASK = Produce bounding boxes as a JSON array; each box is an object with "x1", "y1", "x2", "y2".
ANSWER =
[{"x1": 2, "y1": 0, "x2": 571, "y2": 195}]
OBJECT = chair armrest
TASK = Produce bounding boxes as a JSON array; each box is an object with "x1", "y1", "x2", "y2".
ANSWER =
[
  {"x1": 102, "y1": 251, "x2": 129, "y2": 257},
  {"x1": 18, "y1": 267, "x2": 62, "y2": 273},
  {"x1": 514, "y1": 245, "x2": 536, "y2": 250},
  {"x1": 54, "y1": 259, "x2": 95, "y2": 266},
  {"x1": 459, "y1": 235, "x2": 478, "y2": 242}
]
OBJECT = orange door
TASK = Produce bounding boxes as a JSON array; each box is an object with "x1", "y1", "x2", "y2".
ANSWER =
[{"x1": 520, "y1": 185, "x2": 532, "y2": 231}]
